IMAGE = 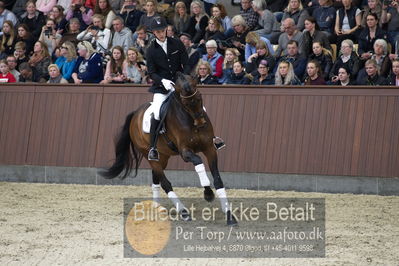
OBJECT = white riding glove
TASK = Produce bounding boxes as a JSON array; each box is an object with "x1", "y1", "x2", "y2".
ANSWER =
[{"x1": 161, "y1": 79, "x2": 175, "y2": 91}]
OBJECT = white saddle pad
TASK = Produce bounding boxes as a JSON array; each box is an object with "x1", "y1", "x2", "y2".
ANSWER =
[{"x1": 142, "y1": 103, "x2": 154, "y2": 133}]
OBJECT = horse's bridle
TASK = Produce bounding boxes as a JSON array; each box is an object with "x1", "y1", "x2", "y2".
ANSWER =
[{"x1": 180, "y1": 89, "x2": 198, "y2": 99}]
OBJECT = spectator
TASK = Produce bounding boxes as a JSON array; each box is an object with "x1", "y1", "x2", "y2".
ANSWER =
[
  {"x1": 28, "y1": 41, "x2": 51, "y2": 82},
  {"x1": 36, "y1": 0, "x2": 57, "y2": 15},
  {"x1": 222, "y1": 15, "x2": 249, "y2": 61},
  {"x1": 125, "y1": 47, "x2": 146, "y2": 83},
  {"x1": 6, "y1": 55, "x2": 20, "y2": 81},
  {"x1": 282, "y1": 0, "x2": 310, "y2": 31},
  {"x1": 303, "y1": 60, "x2": 326, "y2": 84},
  {"x1": 47, "y1": 64, "x2": 68, "y2": 83},
  {"x1": 202, "y1": 39, "x2": 224, "y2": 79},
  {"x1": 195, "y1": 59, "x2": 219, "y2": 84},
  {"x1": 18, "y1": 0, "x2": 46, "y2": 40},
  {"x1": 66, "y1": 0, "x2": 93, "y2": 31},
  {"x1": 239, "y1": 0, "x2": 259, "y2": 31},
  {"x1": 329, "y1": 66, "x2": 355, "y2": 85},
  {"x1": 224, "y1": 60, "x2": 251, "y2": 84},
  {"x1": 118, "y1": 0, "x2": 144, "y2": 33},
  {"x1": 0, "y1": 21, "x2": 16, "y2": 59},
  {"x1": 39, "y1": 19, "x2": 62, "y2": 55},
  {"x1": 13, "y1": 41, "x2": 29, "y2": 69},
  {"x1": 275, "y1": 40, "x2": 307, "y2": 81},
  {"x1": 18, "y1": 62, "x2": 40, "y2": 82},
  {"x1": 84, "y1": 0, "x2": 96, "y2": 9},
  {"x1": 0, "y1": 59, "x2": 16, "y2": 82},
  {"x1": 267, "y1": 0, "x2": 290, "y2": 14},
  {"x1": 381, "y1": 0, "x2": 399, "y2": 49},
  {"x1": 101, "y1": 45, "x2": 127, "y2": 83},
  {"x1": 251, "y1": 59, "x2": 275, "y2": 85},
  {"x1": 357, "y1": 58, "x2": 388, "y2": 85},
  {"x1": 275, "y1": 18, "x2": 304, "y2": 57},
  {"x1": 94, "y1": 0, "x2": 117, "y2": 29},
  {"x1": 357, "y1": 38, "x2": 392, "y2": 82},
  {"x1": 246, "y1": 41, "x2": 276, "y2": 75},
  {"x1": 139, "y1": 0, "x2": 159, "y2": 30},
  {"x1": 361, "y1": 0, "x2": 383, "y2": 28},
  {"x1": 220, "y1": 48, "x2": 240, "y2": 84},
  {"x1": 329, "y1": 39, "x2": 360, "y2": 82},
  {"x1": 211, "y1": 4, "x2": 232, "y2": 36},
  {"x1": 12, "y1": 0, "x2": 27, "y2": 18},
  {"x1": 57, "y1": 0, "x2": 72, "y2": 15},
  {"x1": 132, "y1": 25, "x2": 152, "y2": 57},
  {"x1": 77, "y1": 14, "x2": 112, "y2": 54},
  {"x1": 312, "y1": 0, "x2": 336, "y2": 40},
  {"x1": 55, "y1": 41, "x2": 77, "y2": 82},
  {"x1": 334, "y1": 0, "x2": 362, "y2": 51},
  {"x1": 245, "y1": 31, "x2": 274, "y2": 61},
  {"x1": 252, "y1": 0, "x2": 280, "y2": 44},
  {"x1": 72, "y1": 41, "x2": 104, "y2": 83},
  {"x1": 0, "y1": 1, "x2": 18, "y2": 32},
  {"x1": 110, "y1": 0, "x2": 124, "y2": 13},
  {"x1": 16, "y1": 25, "x2": 35, "y2": 56},
  {"x1": 302, "y1": 16, "x2": 331, "y2": 58},
  {"x1": 200, "y1": 17, "x2": 226, "y2": 45},
  {"x1": 49, "y1": 5, "x2": 68, "y2": 33},
  {"x1": 111, "y1": 16, "x2": 134, "y2": 53},
  {"x1": 308, "y1": 41, "x2": 333, "y2": 80},
  {"x1": 274, "y1": 60, "x2": 301, "y2": 85},
  {"x1": 173, "y1": 1, "x2": 190, "y2": 35},
  {"x1": 388, "y1": 59, "x2": 399, "y2": 86},
  {"x1": 179, "y1": 32, "x2": 200, "y2": 75},
  {"x1": 187, "y1": 0, "x2": 209, "y2": 44},
  {"x1": 358, "y1": 13, "x2": 386, "y2": 60},
  {"x1": 166, "y1": 25, "x2": 177, "y2": 39},
  {"x1": 57, "y1": 18, "x2": 81, "y2": 48}
]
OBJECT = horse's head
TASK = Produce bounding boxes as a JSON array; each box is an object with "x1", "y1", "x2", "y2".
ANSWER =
[{"x1": 175, "y1": 72, "x2": 207, "y2": 128}]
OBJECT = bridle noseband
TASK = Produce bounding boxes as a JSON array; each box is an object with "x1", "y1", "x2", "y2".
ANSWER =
[{"x1": 180, "y1": 89, "x2": 198, "y2": 99}]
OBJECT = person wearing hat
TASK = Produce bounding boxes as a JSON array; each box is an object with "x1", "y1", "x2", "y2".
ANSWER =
[
  {"x1": 179, "y1": 32, "x2": 200, "y2": 74},
  {"x1": 146, "y1": 16, "x2": 189, "y2": 161}
]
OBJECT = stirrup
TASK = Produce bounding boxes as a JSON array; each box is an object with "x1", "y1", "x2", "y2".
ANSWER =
[
  {"x1": 213, "y1": 137, "x2": 226, "y2": 150},
  {"x1": 148, "y1": 147, "x2": 159, "y2": 161}
]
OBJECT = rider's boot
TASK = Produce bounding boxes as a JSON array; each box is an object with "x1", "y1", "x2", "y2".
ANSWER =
[{"x1": 148, "y1": 117, "x2": 160, "y2": 161}]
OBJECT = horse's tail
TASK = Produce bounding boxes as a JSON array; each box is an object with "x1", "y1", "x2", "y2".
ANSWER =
[{"x1": 99, "y1": 111, "x2": 142, "y2": 179}]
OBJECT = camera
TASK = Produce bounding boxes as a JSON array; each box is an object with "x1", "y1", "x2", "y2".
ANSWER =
[
  {"x1": 125, "y1": 5, "x2": 135, "y2": 9},
  {"x1": 90, "y1": 25, "x2": 100, "y2": 31},
  {"x1": 44, "y1": 27, "x2": 52, "y2": 36}
]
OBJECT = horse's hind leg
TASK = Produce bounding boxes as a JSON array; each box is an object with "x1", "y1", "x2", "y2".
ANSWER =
[
  {"x1": 149, "y1": 160, "x2": 191, "y2": 220},
  {"x1": 203, "y1": 148, "x2": 237, "y2": 226},
  {"x1": 181, "y1": 149, "x2": 215, "y2": 202}
]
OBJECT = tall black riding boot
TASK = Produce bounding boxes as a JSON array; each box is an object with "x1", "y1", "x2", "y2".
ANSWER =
[{"x1": 148, "y1": 117, "x2": 160, "y2": 161}]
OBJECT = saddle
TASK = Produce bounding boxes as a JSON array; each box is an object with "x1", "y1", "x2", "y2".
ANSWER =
[{"x1": 142, "y1": 95, "x2": 172, "y2": 134}]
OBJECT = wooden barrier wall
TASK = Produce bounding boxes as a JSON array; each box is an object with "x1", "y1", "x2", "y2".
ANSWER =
[{"x1": 1, "y1": 84, "x2": 399, "y2": 178}]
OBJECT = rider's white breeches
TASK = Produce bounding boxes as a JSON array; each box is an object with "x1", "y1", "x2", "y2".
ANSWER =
[{"x1": 152, "y1": 93, "x2": 168, "y2": 120}]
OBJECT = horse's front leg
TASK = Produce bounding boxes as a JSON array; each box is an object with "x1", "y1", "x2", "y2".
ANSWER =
[
  {"x1": 203, "y1": 148, "x2": 238, "y2": 226},
  {"x1": 181, "y1": 149, "x2": 215, "y2": 202}
]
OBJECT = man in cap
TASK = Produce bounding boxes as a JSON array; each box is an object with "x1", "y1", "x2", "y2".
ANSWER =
[{"x1": 146, "y1": 16, "x2": 189, "y2": 161}]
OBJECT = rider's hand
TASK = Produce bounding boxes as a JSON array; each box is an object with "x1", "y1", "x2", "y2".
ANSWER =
[{"x1": 161, "y1": 79, "x2": 175, "y2": 91}]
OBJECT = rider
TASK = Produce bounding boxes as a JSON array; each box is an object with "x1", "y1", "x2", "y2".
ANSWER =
[{"x1": 146, "y1": 16, "x2": 189, "y2": 161}]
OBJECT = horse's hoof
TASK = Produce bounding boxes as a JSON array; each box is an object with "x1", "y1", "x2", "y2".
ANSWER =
[
  {"x1": 226, "y1": 210, "x2": 238, "y2": 226},
  {"x1": 204, "y1": 187, "x2": 215, "y2": 202},
  {"x1": 180, "y1": 209, "x2": 192, "y2": 221}
]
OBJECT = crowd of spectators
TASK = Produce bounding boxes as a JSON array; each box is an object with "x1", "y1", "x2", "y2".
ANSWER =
[{"x1": 1, "y1": 0, "x2": 399, "y2": 86}]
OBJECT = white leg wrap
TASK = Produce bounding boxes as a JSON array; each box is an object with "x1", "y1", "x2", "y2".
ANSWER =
[
  {"x1": 168, "y1": 191, "x2": 185, "y2": 212},
  {"x1": 152, "y1": 184, "x2": 161, "y2": 203},
  {"x1": 216, "y1": 188, "x2": 230, "y2": 214},
  {"x1": 195, "y1": 163, "x2": 210, "y2": 187}
]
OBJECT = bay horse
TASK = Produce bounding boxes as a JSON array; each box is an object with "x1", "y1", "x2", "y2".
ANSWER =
[{"x1": 100, "y1": 73, "x2": 237, "y2": 226}]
